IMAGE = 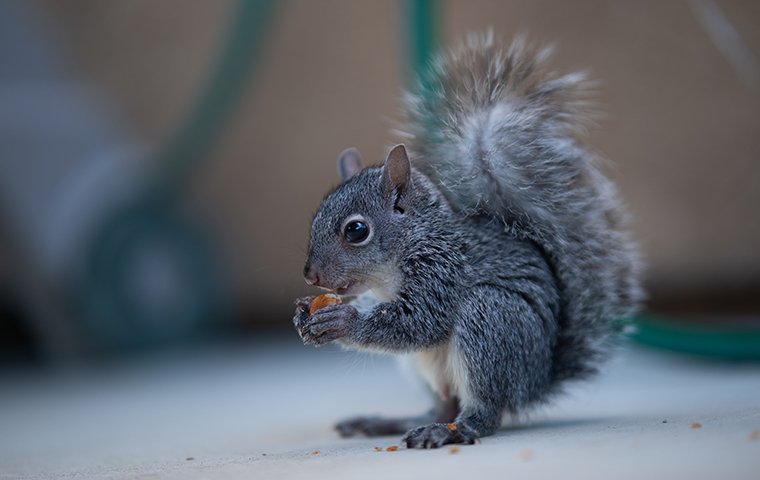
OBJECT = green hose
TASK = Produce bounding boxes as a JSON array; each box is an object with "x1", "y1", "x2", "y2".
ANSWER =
[{"x1": 630, "y1": 315, "x2": 760, "y2": 360}]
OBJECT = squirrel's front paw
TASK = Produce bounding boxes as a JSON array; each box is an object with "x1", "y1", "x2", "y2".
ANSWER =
[
  {"x1": 292, "y1": 296, "x2": 315, "y2": 331},
  {"x1": 297, "y1": 304, "x2": 357, "y2": 346}
]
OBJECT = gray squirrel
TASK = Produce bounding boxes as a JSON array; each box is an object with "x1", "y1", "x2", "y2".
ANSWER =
[{"x1": 293, "y1": 34, "x2": 642, "y2": 449}]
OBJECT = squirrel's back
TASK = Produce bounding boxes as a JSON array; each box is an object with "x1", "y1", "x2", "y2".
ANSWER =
[{"x1": 398, "y1": 33, "x2": 643, "y2": 383}]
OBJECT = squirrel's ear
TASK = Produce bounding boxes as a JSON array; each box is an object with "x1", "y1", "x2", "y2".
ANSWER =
[
  {"x1": 382, "y1": 144, "x2": 411, "y2": 193},
  {"x1": 338, "y1": 148, "x2": 363, "y2": 182}
]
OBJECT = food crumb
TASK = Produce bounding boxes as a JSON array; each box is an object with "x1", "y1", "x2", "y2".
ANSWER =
[
  {"x1": 185, "y1": 457, "x2": 194, "y2": 461},
  {"x1": 518, "y1": 449, "x2": 534, "y2": 461},
  {"x1": 691, "y1": 421, "x2": 702, "y2": 429},
  {"x1": 311, "y1": 450, "x2": 320, "y2": 455},
  {"x1": 447, "y1": 423, "x2": 457, "y2": 431},
  {"x1": 749, "y1": 430, "x2": 760, "y2": 442},
  {"x1": 449, "y1": 447, "x2": 460, "y2": 454},
  {"x1": 386, "y1": 445, "x2": 399, "y2": 452}
]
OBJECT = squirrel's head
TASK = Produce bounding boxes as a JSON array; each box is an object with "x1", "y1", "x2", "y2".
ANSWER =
[{"x1": 303, "y1": 145, "x2": 415, "y2": 298}]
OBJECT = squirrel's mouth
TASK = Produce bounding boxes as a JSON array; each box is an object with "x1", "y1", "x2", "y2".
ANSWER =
[
  {"x1": 314, "y1": 278, "x2": 369, "y2": 297},
  {"x1": 315, "y1": 281, "x2": 357, "y2": 296},
  {"x1": 335, "y1": 282, "x2": 368, "y2": 297}
]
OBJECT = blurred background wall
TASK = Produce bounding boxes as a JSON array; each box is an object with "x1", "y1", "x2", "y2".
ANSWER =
[{"x1": 1, "y1": 0, "x2": 758, "y2": 362}]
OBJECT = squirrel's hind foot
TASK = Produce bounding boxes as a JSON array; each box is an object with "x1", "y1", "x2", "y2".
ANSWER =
[{"x1": 402, "y1": 422, "x2": 479, "y2": 449}]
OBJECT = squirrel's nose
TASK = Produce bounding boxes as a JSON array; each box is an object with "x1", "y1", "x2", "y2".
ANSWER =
[{"x1": 304, "y1": 263, "x2": 320, "y2": 286}]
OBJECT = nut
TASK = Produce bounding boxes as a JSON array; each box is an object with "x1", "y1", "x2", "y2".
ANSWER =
[{"x1": 309, "y1": 294, "x2": 342, "y2": 315}]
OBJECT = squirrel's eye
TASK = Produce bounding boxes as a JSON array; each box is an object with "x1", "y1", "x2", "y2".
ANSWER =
[{"x1": 344, "y1": 220, "x2": 370, "y2": 244}]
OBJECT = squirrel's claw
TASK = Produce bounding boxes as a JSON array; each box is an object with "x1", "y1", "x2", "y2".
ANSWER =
[
  {"x1": 296, "y1": 303, "x2": 356, "y2": 346},
  {"x1": 292, "y1": 297, "x2": 312, "y2": 331},
  {"x1": 402, "y1": 422, "x2": 479, "y2": 449}
]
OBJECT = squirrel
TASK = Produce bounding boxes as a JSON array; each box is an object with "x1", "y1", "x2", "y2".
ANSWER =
[{"x1": 293, "y1": 33, "x2": 642, "y2": 449}]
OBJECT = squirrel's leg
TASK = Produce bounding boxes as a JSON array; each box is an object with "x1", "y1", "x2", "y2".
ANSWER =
[
  {"x1": 403, "y1": 286, "x2": 555, "y2": 448},
  {"x1": 335, "y1": 396, "x2": 459, "y2": 438}
]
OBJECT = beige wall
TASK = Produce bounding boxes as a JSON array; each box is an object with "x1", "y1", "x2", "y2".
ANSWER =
[{"x1": 34, "y1": 1, "x2": 760, "y2": 317}]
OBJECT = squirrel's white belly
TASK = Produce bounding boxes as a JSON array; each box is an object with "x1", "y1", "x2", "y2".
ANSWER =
[
  {"x1": 348, "y1": 272, "x2": 472, "y2": 407},
  {"x1": 413, "y1": 342, "x2": 472, "y2": 408}
]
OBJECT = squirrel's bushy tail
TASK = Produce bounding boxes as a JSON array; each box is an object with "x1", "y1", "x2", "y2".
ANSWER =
[{"x1": 399, "y1": 33, "x2": 643, "y2": 382}]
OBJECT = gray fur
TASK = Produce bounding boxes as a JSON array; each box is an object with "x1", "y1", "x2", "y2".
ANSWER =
[
  {"x1": 294, "y1": 34, "x2": 643, "y2": 449},
  {"x1": 401, "y1": 32, "x2": 642, "y2": 380}
]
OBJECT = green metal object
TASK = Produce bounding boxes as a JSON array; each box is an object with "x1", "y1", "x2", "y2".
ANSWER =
[
  {"x1": 80, "y1": 206, "x2": 223, "y2": 350},
  {"x1": 155, "y1": 0, "x2": 280, "y2": 201},
  {"x1": 77, "y1": 0, "x2": 280, "y2": 351},
  {"x1": 407, "y1": 0, "x2": 439, "y2": 84}
]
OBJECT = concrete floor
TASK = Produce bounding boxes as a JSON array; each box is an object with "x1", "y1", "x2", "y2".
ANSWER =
[{"x1": 1, "y1": 336, "x2": 759, "y2": 479}]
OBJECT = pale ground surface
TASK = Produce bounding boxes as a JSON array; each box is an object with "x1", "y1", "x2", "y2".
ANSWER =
[{"x1": 1, "y1": 336, "x2": 759, "y2": 480}]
